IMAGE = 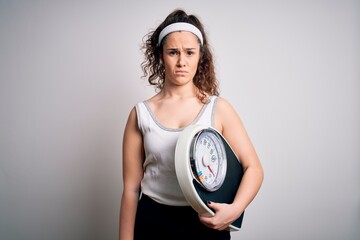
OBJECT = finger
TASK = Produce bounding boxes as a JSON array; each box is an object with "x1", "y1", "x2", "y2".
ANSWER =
[{"x1": 206, "y1": 200, "x2": 219, "y2": 211}]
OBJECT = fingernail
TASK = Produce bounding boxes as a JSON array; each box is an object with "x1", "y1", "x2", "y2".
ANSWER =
[{"x1": 206, "y1": 200, "x2": 211, "y2": 204}]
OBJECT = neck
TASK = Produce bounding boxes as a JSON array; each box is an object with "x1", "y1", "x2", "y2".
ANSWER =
[{"x1": 160, "y1": 84, "x2": 198, "y2": 99}]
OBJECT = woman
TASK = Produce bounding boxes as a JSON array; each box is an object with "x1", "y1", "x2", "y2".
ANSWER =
[{"x1": 119, "y1": 9, "x2": 264, "y2": 240}]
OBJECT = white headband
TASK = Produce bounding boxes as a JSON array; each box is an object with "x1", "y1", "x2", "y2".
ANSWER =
[{"x1": 158, "y1": 22, "x2": 203, "y2": 46}]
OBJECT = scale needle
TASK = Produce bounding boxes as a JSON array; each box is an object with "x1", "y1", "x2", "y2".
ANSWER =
[{"x1": 207, "y1": 166, "x2": 215, "y2": 176}]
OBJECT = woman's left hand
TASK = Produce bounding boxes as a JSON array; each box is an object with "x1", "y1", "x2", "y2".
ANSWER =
[{"x1": 198, "y1": 201, "x2": 240, "y2": 231}]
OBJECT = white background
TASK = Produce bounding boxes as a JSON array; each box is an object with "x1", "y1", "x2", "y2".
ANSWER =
[{"x1": 1, "y1": 0, "x2": 359, "y2": 239}]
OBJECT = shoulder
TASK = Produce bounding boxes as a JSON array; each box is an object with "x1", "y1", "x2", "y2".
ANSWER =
[
  {"x1": 213, "y1": 96, "x2": 242, "y2": 132},
  {"x1": 123, "y1": 105, "x2": 143, "y2": 140},
  {"x1": 125, "y1": 106, "x2": 138, "y2": 127},
  {"x1": 126, "y1": 100, "x2": 145, "y2": 127},
  {"x1": 214, "y1": 96, "x2": 237, "y2": 115}
]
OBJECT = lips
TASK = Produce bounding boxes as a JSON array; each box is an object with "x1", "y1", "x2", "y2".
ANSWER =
[{"x1": 175, "y1": 70, "x2": 188, "y2": 74}]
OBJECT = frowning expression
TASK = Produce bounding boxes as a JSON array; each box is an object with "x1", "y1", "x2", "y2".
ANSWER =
[{"x1": 162, "y1": 31, "x2": 201, "y2": 87}]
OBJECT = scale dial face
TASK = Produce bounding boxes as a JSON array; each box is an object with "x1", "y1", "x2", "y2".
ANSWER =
[{"x1": 191, "y1": 129, "x2": 227, "y2": 192}]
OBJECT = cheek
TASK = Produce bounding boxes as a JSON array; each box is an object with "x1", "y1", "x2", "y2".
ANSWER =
[
  {"x1": 164, "y1": 62, "x2": 173, "y2": 72},
  {"x1": 193, "y1": 55, "x2": 200, "y2": 67},
  {"x1": 191, "y1": 60, "x2": 200, "y2": 71},
  {"x1": 163, "y1": 57, "x2": 175, "y2": 68}
]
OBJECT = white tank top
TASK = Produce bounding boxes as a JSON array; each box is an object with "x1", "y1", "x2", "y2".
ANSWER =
[{"x1": 135, "y1": 96, "x2": 218, "y2": 206}]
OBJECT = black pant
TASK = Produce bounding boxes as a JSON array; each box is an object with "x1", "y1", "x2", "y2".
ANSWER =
[{"x1": 134, "y1": 194, "x2": 231, "y2": 240}]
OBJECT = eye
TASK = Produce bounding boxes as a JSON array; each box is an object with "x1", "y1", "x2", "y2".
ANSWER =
[
  {"x1": 186, "y1": 51, "x2": 195, "y2": 56},
  {"x1": 168, "y1": 50, "x2": 179, "y2": 56}
]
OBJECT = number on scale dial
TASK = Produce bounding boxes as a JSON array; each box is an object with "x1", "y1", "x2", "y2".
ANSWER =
[{"x1": 191, "y1": 129, "x2": 227, "y2": 192}]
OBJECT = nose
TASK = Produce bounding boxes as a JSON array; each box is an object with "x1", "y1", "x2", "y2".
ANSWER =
[{"x1": 177, "y1": 53, "x2": 186, "y2": 67}]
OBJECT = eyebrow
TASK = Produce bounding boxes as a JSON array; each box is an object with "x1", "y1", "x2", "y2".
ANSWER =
[{"x1": 165, "y1": 47, "x2": 197, "y2": 51}]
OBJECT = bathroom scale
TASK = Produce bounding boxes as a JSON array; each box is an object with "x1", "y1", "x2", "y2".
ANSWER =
[{"x1": 175, "y1": 124, "x2": 245, "y2": 231}]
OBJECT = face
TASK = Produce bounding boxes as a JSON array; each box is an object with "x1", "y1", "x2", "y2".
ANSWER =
[{"x1": 162, "y1": 31, "x2": 201, "y2": 87}]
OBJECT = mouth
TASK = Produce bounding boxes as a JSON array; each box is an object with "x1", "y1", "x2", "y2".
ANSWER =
[{"x1": 175, "y1": 70, "x2": 188, "y2": 74}]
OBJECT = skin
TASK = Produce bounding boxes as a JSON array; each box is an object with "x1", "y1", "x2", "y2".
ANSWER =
[{"x1": 119, "y1": 31, "x2": 264, "y2": 239}]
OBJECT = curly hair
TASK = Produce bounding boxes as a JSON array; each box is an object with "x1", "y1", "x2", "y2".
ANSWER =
[{"x1": 140, "y1": 9, "x2": 219, "y2": 103}]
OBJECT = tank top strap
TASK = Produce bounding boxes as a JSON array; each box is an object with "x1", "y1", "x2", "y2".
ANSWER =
[
  {"x1": 195, "y1": 96, "x2": 218, "y2": 127},
  {"x1": 135, "y1": 101, "x2": 153, "y2": 134},
  {"x1": 135, "y1": 96, "x2": 218, "y2": 133}
]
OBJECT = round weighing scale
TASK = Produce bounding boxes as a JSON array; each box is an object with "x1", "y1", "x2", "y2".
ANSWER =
[{"x1": 175, "y1": 124, "x2": 245, "y2": 231}]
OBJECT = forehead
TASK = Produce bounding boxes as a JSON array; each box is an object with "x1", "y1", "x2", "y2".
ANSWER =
[{"x1": 164, "y1": 31, "x2": 200, "y2": 47}]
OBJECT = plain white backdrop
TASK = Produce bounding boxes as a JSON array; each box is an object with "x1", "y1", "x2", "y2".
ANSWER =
[{"x1": 1, "y1": 0, "x2": 359, "y2": 239}]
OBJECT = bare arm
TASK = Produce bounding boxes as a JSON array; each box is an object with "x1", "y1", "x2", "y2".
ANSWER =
[
  {"x1": 119, "y1": 107, "x2": 144, "y2": 240},
  {"x1": 200, "y1": 97, "x2": 264, "y2": 230}
]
